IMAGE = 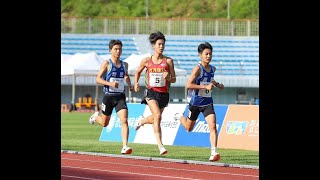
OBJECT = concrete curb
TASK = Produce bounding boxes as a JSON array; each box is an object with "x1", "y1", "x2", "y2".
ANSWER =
[{"x1": 61, "y1": 150, "x2": 259, "y2": 170}]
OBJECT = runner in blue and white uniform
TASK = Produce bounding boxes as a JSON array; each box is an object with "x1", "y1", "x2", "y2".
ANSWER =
[
  {"x1": 174, "y1": 42, "x2": 225, "y2": 162},
  {"x1": 89, "y1": 40, "x2": 134, "y2": 155}
]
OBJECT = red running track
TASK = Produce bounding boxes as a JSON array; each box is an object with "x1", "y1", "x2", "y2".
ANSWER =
[{"x1": 62, "y1": 153, "x2": 259, "y2": 180}]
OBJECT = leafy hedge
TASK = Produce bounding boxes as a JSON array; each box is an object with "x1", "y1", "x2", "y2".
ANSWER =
[{"x1": 61, "y1": 0, "x2": 259, "y2": 19}]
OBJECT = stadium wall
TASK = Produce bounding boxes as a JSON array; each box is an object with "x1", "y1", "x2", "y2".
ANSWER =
[
  {"x1": 99, "y1": 103, "x2": 259, "y2": 151},
  {"x1": 61, "y1": 85, "x2": 259, "y2": 105},
  {"x1": 61, "y1": 34, "x2": 259, "y2": 105}
]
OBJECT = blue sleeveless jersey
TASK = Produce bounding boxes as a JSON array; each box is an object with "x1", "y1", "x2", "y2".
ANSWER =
[
  {"x1": 103, "y1": 59, "x2": 126, "y2": 95},
  {"x1": 188, "y1": 63, "x2": 215, "y2": 106}
]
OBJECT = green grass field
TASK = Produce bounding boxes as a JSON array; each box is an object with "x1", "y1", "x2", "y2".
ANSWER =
[{"x1": 61, "y1": 112, "x2": 259, "y2": 166}]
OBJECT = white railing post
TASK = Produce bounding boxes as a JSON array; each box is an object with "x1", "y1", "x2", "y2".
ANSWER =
[
  {"x1": 215, "y1": 20, "x2": 218, "y2": 36},
  {"x1": 199, "y1": 20, "x2": 203, "y2": 36},
  {"x1": 120, "y1": 19, "x2": 123, "y2": 34},
  {"x1": 183, "y1": 20, "x2": 187, "y2": 35},
  {"x1": 104, "y1": 18, "x2": 107, "y2": 34},
  {"x1": 247, "y1": 20, "x2": 251, "y2": 36},
  {"x1": 231, "y1": 20, "x2": 234, "y2": 36},
  {"x1": 88, "y1": 18, "x2": 92, "y2": 33},
  {"x1": 71, "y1": 18, "x2": 76, "y2": 33},
  {"x1": 151, "y1": 19, "x2": 155, "y2": 32},
  {"x1": 167, "y1": 19, "x2": 171, "y2": 35},
  {"x1": 135, "y1": 19, "x2": 139, "y2": 34}
]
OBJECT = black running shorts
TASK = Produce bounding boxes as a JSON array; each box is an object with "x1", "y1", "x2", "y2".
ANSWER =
[
  {"x1": 101, "y1": 93, "x2": 128, "y2": 116},
  {"x1": 187, "y1": 104, "x2": 215, "y2": 121},
  {"x1": 141, "y1": 89, "x2": 169, "y2": 109}
]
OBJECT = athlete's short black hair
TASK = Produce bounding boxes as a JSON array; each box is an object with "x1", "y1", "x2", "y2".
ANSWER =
[
  {"x1": 148, "y1": 31, "x2": 166, "y2": 45},
  {"x1": 109, "y1": 39, "x2": 123, "y2": 49},
  {"x1": 198, "y1": 42, "x2": 212, "y2": 54}
]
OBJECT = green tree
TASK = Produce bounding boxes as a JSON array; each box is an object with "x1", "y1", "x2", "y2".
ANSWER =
[{"x1": 61, "y1": 0, "x2": 259, "y2": 19}]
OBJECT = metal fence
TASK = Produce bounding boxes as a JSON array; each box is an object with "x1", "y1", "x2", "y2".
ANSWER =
[{"x1": 61, "y1": 17, "x2": 259, "y2": 36}]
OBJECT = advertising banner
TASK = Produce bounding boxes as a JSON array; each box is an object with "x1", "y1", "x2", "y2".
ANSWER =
[
  {"x1": 99, "y1": 104, "x2": 259, "y2": 151},
  {"x1": 173, "y1": 105, "x2": 228, "y2": 147},
  {"x1": 99, "y1": 103, "x2": 145, "y2": 142},
  {"x1": 218, "y1": 105, "x2": 259, "y2": 151},
  {"x1": 133, "y1": 104, "x2": 187, "y2": 145}
]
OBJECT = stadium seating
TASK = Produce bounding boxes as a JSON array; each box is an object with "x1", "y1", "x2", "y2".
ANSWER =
[
  {"x1": 61, "y1": 34, "x2": 140, "y2": 59},
  {"x1": 164, "y1": 37, "x2": 259, "y2": 75},
  {"x1": 61, "y1": 34, "x2": 258, "y2": 76}
]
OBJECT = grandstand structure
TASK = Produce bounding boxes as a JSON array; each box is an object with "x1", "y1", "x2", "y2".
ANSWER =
[
  {"x1": 61, "y1": 33, "x2": 258, "y2": 76},
  {"x1": 164, "y1": 36, "x2": 258, "y2": 76},
  {"x1": 61, "y1": 33, "x2": 259, "y2": 105},
  {"x1": 61, "y1": 35, "x2": 140, "y2": 59}
]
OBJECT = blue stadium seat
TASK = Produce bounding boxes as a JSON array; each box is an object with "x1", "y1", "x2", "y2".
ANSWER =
[
  {"x1": 164, "y1": 37, "x2": 259, "y2": 75},
  {"x1": 61, "y1": 34, "x2": 140, "y2": 58},
  {"x1": 61, "y1": 34, "x2": 258, "y2": 76}
]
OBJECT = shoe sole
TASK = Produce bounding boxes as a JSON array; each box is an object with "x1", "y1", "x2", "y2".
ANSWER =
[
  {"x1": 174, "y1": 113, "x2": 180, "y2": 121},
  {"x1": 121, "y1": 149, "x2": 132, "y2": 154},
  {"x1": 135, "y1": 123, "x2": 143, "y2": 131},
  {"x1": 160, "y1": 150, "x2": 167, "y2": 155},
  {"x1": 135, "y1": 116, "x2": 144, "y2": 130},
  {"x1": 89, "y1": 114, "x2": 98, "y2": 125}
]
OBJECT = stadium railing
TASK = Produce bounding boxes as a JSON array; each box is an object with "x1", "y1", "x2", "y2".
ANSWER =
[{"x1": 61, "y1": 17, "x2": 259, "y2": 36}]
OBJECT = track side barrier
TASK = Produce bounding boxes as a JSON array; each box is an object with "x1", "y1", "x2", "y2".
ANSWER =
[{"x1": 99, "y1": 103, "x2": 259, "y2": 151}]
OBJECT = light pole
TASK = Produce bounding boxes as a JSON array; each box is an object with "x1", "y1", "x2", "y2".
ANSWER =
[
  {"x1": 227, "y1": 0, "x2": 230, "y2": 19},
  {"x1": 227, "y1": 0, "x2": 231, "y2": 35},
  {"x1": 146, "y1": 0, "x2": 149, "y2": 18}
]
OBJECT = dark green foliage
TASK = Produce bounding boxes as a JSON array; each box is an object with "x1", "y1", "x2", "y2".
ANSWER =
[{"x1": 61, "y1": 0, "x2": 259, "y2": 19}]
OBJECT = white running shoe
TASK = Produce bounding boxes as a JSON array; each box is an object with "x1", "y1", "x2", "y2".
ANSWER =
[
  {"x1": 159, "y1": 145, "x2": 168, "y2": 155},
  {"x1": 209, "y1": 152, "x2": 220, "y2": 161},
  {"x1": 121, "y1": 146, "x2": 132, "y2": 154},
  {"x1": 135, "y1": 115, "x2": 144, "y2": 130},
  {"x1": 89, "y1": 111, "x2": 99, "y2": 125},
  {"x1": 174, "y1": 113, "x2": 183, "y2": 121}
]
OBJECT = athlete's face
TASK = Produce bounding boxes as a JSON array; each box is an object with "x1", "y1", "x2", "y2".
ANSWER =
[
  {"x1": 153, "y1": 39, "x2": 165, "y2": 54},
  {"x1": 110, "y1": 44, "x2": 122, "y2": 58},
  {"x1": 199, "y1": 48, "x2": 212, "y2": 63}
]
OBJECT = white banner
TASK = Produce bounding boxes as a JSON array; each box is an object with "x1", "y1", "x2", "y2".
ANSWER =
[{"x1": 133, "y1": 104, "x2": 187, "y2": 145}]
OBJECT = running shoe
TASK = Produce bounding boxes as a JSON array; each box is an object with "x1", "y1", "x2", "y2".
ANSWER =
[
  {"x1": 89, "y1": 111, "x2": 99, "y2": 125},
  {"x1": 174, "y1": 113, "x2": 183, "y2": 121},
  {"x1": 135, "y1": 115, "x2": 144, "y2": 130},
  {"x1": 209, "y1": 152, "x2": 220, "y2": 161},
  {"x1": 121, "y1": 146, "x2": 132, "y2": 154},
  {"x1": 159, "y1": 145, "x2": 168, "y2": 155}
]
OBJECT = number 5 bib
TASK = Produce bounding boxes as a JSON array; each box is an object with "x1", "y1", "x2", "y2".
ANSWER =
[{"x1": 149, "y1": 73, "x2": 165, "y2": 87}]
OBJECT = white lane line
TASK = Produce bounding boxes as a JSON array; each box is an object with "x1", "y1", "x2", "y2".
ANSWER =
[
  {"x1": 62, "y1": 157, "x2": 258, "y2": 178},
  {"x1": 61, "y1": 175, "x2": 103, "y2": 180},
  {"x1": 61, "y1": 150, "x2": 259, "y2": 170},
  {"x1": 62, "y1": 166, "x2": 201, "y2": 180}
]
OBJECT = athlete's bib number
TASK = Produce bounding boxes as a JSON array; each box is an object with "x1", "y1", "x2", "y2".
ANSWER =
[
  {"x1": 109, "y1": 77, "x2": 124, "y2": 92},
  {"x1": 149, "y1": 73, "x2": 165, "y2": 87},
  {"x1": 198, "y1": 81, "x2": 212, "y2": 97}
]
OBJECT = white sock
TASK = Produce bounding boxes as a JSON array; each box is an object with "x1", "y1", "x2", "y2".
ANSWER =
[{"x1": 211, "y1": 147, "x2": 217, "y2": 153}]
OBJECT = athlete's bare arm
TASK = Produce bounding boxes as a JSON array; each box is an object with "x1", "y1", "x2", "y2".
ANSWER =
[
  {"x1": 165, "y1": 57, "x2": 176, "y2": 83},
  {"x1": 134, "y1": 57, "x2": 148, "y2": 92},
  {"x1": 123, "y1": 62, "x2": 133, "y2": 91}
]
